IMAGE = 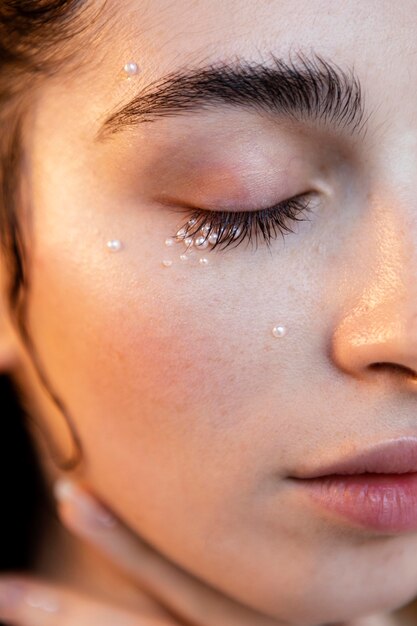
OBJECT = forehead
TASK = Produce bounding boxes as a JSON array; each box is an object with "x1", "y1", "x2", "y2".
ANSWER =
[
  {"x1": 33, "y1": 0, "x2": 417, "y2": 161},
  {"x1": 115, "y1": 0, "x2": 413, "y2": 69},
  {"x1": 97, "y1": 1, "x2": 416, "y2": 121}
]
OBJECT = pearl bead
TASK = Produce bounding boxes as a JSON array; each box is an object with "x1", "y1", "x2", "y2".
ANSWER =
[
  {"x1": 272, "y1": 325, "x2": 287, "y2": 338},
  {"x1": 176, "y1": 227, "x2": 187, "y2": 239},
  {"x1": 106, "y1": 239, "x2": 123, "y2": 252},
  {"x1": 184, "y1": 237, "x2": 194, "y2": 247},
  {"x1": 199, "y1": 257, "x2": 209, "y2": 266},
  {"x1": 195, "y1": 236, "x2": 209, "y2": 249},
  {"x1": 123, "y1": 61, "x2": 139, "y2": 76},
  {"x1": 162, "y1": 260, "x2": 173, "y2": 267},
  {"x1": 165, "y1": 237, "x2": 175, "y2": 247},
  {"x1": 179, "y1": 254, "x2": 189, "y2": 262},
  {"x1": 208, "y1": 232, "x2": 219, "y2": 245},
  {"x1": 188, "y1": 218, "x2": 198, "y2": 226}
]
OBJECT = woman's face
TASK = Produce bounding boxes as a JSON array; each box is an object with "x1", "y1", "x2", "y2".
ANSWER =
[{"x1": 6, "y1": 1, "x2": 417, "y2": 624}]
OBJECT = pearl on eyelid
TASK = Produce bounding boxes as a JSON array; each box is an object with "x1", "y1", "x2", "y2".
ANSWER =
[
  {"x1": 162, "y1": 260, "x2": 173, "y2": 267},
  {"x1": 272, "y1": 325, "x2": 287, "y2": 338},
  {"x1": 106, "y1": 240, "x2": 123, "y2": 252},
  {"x1": 195, "y1": 236, "x2": 209, "y2": 249},
  {"x1": 199, "y1": 258, "x2": 209, "y2": 265},
  {"x1": 176, "y1": 227, "x2": 187, "y2": 240},
  {"x1": 165, "y1": 237, "x2": 175, "y2": 246}
]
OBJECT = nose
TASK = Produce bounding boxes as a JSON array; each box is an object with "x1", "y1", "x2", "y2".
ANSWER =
[{"x1": 331, "y1": 194, "x2": 417, "y2": 386}]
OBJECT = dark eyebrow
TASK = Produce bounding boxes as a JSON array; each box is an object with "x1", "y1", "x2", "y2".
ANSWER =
[{"x1": 97, "y1": 50, "x2": 367, "y2": 141}]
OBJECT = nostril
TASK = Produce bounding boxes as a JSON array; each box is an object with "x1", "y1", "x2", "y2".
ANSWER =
[{"x1": 369, "y1": 362, "x2": 417, "y2": 379}]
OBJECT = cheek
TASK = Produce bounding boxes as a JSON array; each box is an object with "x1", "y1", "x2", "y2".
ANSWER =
[
  {"x1": 25, "y1": 213, "x2": 355, "y2": 616},
  {"x1": 26, "y1": 217, "x2": 327, "y2": 574},
  {"x1": 27, "y1": 242, "x2": 289, "y2": 555},
  {"x1": 28, "y1": 238, "x2": 281, "y2": 473}
]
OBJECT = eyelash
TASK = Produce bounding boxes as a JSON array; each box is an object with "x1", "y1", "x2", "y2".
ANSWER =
[{"x1": 170, "y1": 194, "x2": 315, "y2": 252}]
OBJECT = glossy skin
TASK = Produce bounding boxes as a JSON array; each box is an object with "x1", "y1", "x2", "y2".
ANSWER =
[{"x1": 1, "y1": 1, "x2": 417, "y2": 625}]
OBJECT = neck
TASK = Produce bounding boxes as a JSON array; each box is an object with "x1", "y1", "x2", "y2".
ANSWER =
[
  {"x1": 31, "y1": 489, "x2": 416, "y2": 626},
  {"x1": 31, "y1": 496, "x2": 175, "y2": 621}
]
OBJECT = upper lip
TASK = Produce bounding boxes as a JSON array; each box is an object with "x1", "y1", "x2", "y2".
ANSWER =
[{"x1": 293, "y1": 437, "x2": 417, "y2": 478}]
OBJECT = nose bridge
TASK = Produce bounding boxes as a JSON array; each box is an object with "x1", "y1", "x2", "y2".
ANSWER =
[{"x1": 330, "y1": 178, "x2": 417, "y2": 381}]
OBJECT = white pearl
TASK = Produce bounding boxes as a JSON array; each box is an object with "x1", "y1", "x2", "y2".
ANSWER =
[
  {"x1": 199, "y1": 257, "x2": 209, "y2": 266},
  {"x1": 179, "y1": 254, "x2": 189, "y2": 262},
  {"x1": 165, "y1": 237, "x2": 175, "y2": 247},
  {"x1": 188, "y1": 218, "x2": 198, "y2": 226},
  {"x1": 123, "y1": 61, "x2": 139, "y2": 75},
  {"x1": 176, "y1": 227, "x2": 187, "y2": 239},
  {"x1": 195, "y1": 236, "x2": 209, "y2": 249},
  {"x1": 201, "y1": 224, "x2": 211, "y2": 235},
  {"x1": 231, "y1": 226, "x2": 243, "y2": 239},
  {"x1": 184, "y1": 237, "x2": 194, "y2": 247},
  {"x1": 208, "y1": 232, "x2": 219, "y2": 245},
  {"x1": 162, "y1": 260, "x2": 173, "y2": 267},
  {"x1": 106, "y1": 239, "x2": 123, "y2": 252},
  {"x1": 272, "y1": 325, "x2": 287, "y2": 338}
]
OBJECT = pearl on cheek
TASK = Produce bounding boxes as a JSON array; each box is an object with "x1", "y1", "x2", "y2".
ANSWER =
[
  {"x1": 106, "y1": 239, "x2": 123, "y2": 252},
  {"x1": 104, "y1": 234, "x2": 287, "y2": 339}
]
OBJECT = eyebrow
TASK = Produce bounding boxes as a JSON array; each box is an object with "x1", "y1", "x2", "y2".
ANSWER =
[{"x1": 97, "y1": 50, "x2": 367, "y2": 141}]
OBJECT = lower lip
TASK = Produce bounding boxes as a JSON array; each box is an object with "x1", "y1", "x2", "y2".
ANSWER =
[{"x1": 295, "y1": 473, "x2": 417, "y2": 532}]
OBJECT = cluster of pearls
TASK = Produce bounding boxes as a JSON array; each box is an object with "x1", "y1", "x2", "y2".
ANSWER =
[
  {"x1": 161, "y1": 219, "x2": 243, "y2": 268},
  {"x1": 104, "y1": 228, "x2": 288, "y2": 341}
]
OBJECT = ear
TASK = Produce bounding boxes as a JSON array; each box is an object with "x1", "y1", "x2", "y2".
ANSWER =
[{"x1": 0, "y1": 262, "x2": 21, "y2": 373}]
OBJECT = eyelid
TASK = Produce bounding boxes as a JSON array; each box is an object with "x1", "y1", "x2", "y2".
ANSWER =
[{"x1": 169, "y1": 192, "x2": 316, "y2": 253}]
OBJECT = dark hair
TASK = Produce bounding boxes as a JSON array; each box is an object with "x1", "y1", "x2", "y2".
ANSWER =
[{"x1": 0, "y1": 0, "x2": 92, "y2": 572}]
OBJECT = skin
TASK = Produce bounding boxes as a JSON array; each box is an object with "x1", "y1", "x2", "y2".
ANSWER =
[{"x1": 1, "y1": 0, "x2": 417, "y2": 624}]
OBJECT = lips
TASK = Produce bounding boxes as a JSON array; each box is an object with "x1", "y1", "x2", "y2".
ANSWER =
[
  {"x1": 292, "y1": 437, "x2": 417, "y2": 478},
  {"x1": 290, "y1": 437, "x2": 417, "y2": 533}
]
